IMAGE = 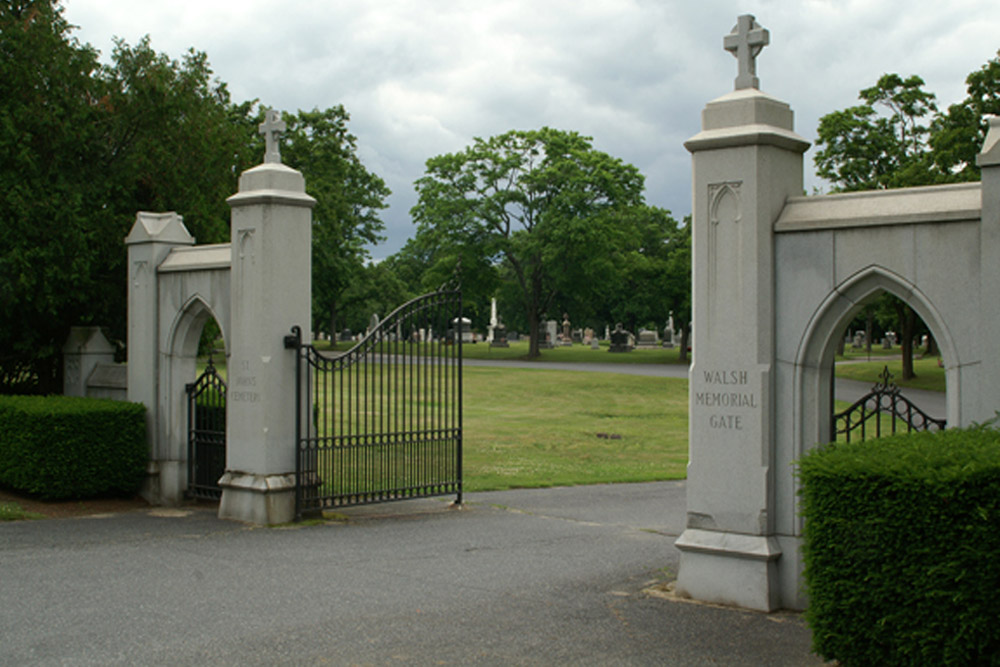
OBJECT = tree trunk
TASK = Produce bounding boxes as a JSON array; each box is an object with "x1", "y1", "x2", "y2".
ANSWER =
[
  {"x1": 895, "y1": 302, "x2": 917, "y2": 380},
  {"x1": 679, "y1": 327, "x2": 690, "y2": 363},
  {"x1": 527, "y1": 314, "x2": 540, "y2": 358},
  {"x1": 924, "y1": 331, "x2": 938, "y2": 357},
  {"x1": 837, "y1": 326, "x2": 846, "y2": 357}
]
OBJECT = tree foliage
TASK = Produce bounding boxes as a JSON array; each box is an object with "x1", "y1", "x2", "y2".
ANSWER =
[
  {"x1": 0, "y1": 2, "x2": 390, "y2": 392},
  {"x1": 815, "y1": 54, "x2": 1000, "y2": 378},
  {"x1": 411, "y1": 128, "x2": 684, "y2": 357},
  {"x1": 278, "y1": 107, "x2": 390, "y2": 337}
]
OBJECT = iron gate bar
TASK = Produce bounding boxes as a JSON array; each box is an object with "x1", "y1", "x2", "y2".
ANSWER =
[
  {"x1": 186, "y1": 357, "x2": 227, "y2": 500},
  {"x1": 833, "y1": 365, "x2": 946, "y2": 443},
  {"x1": 291, "y1": 288, "x2": 463, "y2": 519}
]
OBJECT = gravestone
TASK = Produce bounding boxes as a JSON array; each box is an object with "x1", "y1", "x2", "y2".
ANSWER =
[
  {"x1": 490, "y1": 320, "x2": 509, "y2": 348},
  {"x1": 540, "y1": 320, "x2": 557, "y2": 349},
  {"x1": 635, "y1": 329, "x2": 659, "y2": 349},
  {"x1": 339, "y1": 328, "x2": 352, "y2": 342},
  {"x1": 559, "y1": 313, "x2": 573, "y2": 346},
  {"x1": 608, "y1": 323, "x2": 632, "y2": 353}
]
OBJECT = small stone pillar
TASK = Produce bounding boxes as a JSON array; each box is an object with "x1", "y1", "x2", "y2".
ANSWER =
[
  {"x1": 62, "y1": 326, "x2": 115, "y2": 397},
  {"x1": 125, "y1": 212, "x2": 195, "y2": 503},
  {"x1": 218, "y1": 110, "x2": 316, "y2": 525},
  {"x1": 674, "y1": 15, "x2": 809, "y2": 611}
]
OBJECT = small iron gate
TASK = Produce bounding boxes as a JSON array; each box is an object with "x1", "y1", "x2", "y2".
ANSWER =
[
  {"x1": 833, "y1": 366, "x2": 946, "y2": 443},
  {"x1": 186, "y1": 357, "x2": 227, "y2": 499},
  {"x1": 288, "y1": 288, "x2": 463, "y2": 519}
]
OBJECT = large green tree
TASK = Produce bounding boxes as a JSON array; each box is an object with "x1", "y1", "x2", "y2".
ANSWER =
[
  {"x1": 0, "y1": 0, "x2": 106, "y2": 392},
  {"x1": 411, "y1": 128, "x2": 653, "y2": 357},
  {"x1": 278, "y1": 107, "x2": 390, "y2": 337},
  {"x1": 814, "y1": 56, "x2": 1000, "y2": 379}
]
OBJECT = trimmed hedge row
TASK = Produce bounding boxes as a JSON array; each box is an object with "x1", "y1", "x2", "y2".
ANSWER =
[
  {"x1": 0, "y1": 395, "x2": 147, "y2": 500},
  {"x1": 799, "y1": 426, "x2": 1000, "y2": 666}
]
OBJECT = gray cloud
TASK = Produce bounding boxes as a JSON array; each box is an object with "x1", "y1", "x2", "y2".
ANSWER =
[{"x1": 64, "y1": 0, "x2": 1000, "y2": 258}]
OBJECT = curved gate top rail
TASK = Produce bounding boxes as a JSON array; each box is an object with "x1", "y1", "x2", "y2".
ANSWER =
[
  {"x1": 833, "y1": 365, "x2": 946, "y2": 443},
  {"x1": 288, "y1": 288, "x2": 463, "y2": 519}
]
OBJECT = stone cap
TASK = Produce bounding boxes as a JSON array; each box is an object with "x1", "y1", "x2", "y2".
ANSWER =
[
  {"x1": 125, "y1": 212, "x2": 195, "y2": 246},
  {"x1": 685, "y1": 88, "x2": 809, "y2": 154},
  {"x1": 977, "y1": 115, "x2": 1000, "y2": 167},
  {"x1": 227, "y1": 162, "x2": 317, "y2": 209},
  {"x1": 62, "y1": 326, "x2": 115, "y2": 355}
]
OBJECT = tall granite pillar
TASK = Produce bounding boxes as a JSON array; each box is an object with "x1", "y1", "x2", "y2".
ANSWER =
[
  {"x1": 977, "y1": 116, "x2": 1000, "y2": 420},
  {"x1": 218, "y1": 110, "x2": 315, "y2": 524},
  {"x1": 673, "y1": 15, "x2": 809, "y2": 611},
  {"x1": 125, "y1": 212, "x2": 195, "y2": 503}
]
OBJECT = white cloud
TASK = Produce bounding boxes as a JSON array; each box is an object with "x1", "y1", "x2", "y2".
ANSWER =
[{"x1": 62, "y1": 0, "x2": 1000, "y2": 254}]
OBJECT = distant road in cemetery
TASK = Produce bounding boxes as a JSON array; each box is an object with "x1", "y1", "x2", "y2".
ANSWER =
[{"x1": 463, "y1": 358, "x2": 947, "y2": 420}]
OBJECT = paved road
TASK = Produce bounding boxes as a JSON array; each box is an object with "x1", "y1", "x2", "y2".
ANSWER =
[{"x1": 0, "y1": 483, "x2": 821, "y2": 666}]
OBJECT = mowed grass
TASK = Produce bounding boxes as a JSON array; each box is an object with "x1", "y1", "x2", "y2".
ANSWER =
[
  {"x1": 835, "y1": 356, "x2": 945, "y2": 392},
  {"x1": 462, "y1": 366, "x2": 688, "y2": 491}
]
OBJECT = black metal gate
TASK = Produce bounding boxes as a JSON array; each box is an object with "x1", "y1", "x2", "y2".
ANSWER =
[
  {"x1": 833, "y1": 366, "x2": 946, "y2": 443},
  {"x1": 288, "y1": 288, "x2": 463, "y2": 519},
  {"x1": 186, "y1": 358, "x2": 227, "y2": 500}
]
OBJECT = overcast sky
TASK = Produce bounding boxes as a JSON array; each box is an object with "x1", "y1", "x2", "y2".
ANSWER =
[{"x1": 63, "y1": 0, "x2": 1000, "y2": 259}]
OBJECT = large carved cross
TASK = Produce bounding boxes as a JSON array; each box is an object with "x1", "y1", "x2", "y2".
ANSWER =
[
  {"x1": 259, "y1": 108, "x2": 286, "y2": 164},
  {"x1": 723, "y1": 15, "x2": 769, "y2": 90}
]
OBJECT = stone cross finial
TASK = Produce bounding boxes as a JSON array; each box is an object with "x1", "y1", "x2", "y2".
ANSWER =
[
  {"x1": 724, "y1": 15, "x2": 769, "y2": 90},
  {"x1": 259, "y1": 108, "x2": 286, "y2": 164}
]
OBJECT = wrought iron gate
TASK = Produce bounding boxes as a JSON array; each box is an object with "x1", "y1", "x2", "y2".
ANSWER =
[
  {"x1": 833, "y1": 366, "x2": 946, "y2": 443},
  {"x1": 288, "y1": 288, "x2": 463, "y2": 519},
  {"x1": 186, "y1": 358, "x2": 227, "y2": 499}
]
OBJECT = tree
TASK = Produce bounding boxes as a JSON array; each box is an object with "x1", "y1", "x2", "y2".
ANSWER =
[
  {"x1": 278, "y1": 107, "x2": 390, "y2": 338},
  {"x1": 411, "y1": 128, "x2": 648, "y2": 358},
  {"x1": 930, "y1": 50, "x2": 1000, "y2": 182},
  {"x1": 814, "y1": 74, "x2": 938, "y2": 192},
  {"x1": 0, "y1": 1, "x2": 258, "y2": 393},
  {"x1": 1, "y1": 1, "x2": 108, "y2": 392}
]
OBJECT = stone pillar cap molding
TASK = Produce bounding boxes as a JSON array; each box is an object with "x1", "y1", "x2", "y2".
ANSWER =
[
  {"x1": 124, "y1": 211, "x2": 195, "y2": 245},
  {"x1": 62, "y1": 326, "x2": 115, "y2": 355},
  {"x1": 226, "y1": 162, "x2": 317, "y2": 209},
  {"x1": 977, "y1": 115, "x2": 1000, "y2": 167}
]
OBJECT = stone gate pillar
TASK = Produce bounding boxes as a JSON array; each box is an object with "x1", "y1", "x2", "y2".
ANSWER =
[
  {"x1": 674, "y1": 16, "x2": 809, "y2": 611},
  {"x1": 125, "y1": 212, "x2": 195, "y2": 503},
  {"x1": 218, "y1": 110, "x2": 315, "y2": 524},
  {"x1": 977, "y1": 116, "x2": 1000, "y2": 420}
]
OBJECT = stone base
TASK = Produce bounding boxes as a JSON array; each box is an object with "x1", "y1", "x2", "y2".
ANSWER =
[
  {"x1": 490, "y1": 341, "x2": 509, "y2": 348},
  {"x1": 140, "y1": 460, "x2": 187, "y2": 506},
  {"x1": 674, "y1": 528, "x2": 783, "y2": 611},
  {"x1": 218, "y1": 471, "x2": 296, "y2": 525}
]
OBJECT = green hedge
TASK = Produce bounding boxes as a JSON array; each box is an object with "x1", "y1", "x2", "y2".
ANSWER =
[
  {"x1": 0, "y1": 395, "x2": 147, "y2": 500},
  {"x1": 799, "y1": 426, "x2": 1000, "y2": 665}
]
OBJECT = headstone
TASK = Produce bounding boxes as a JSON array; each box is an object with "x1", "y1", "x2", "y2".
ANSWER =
[
  {"x1": 571, "y1": 329, "x2": 583, "y2": 344},
  {"x1": 636, "y1": 328, "x2": 659, "y2": 349},
  {"x1": 559, "y1": 313, "x2": 573, "y2": 346},
  {"x1": 604, "y1": 324, "x2": 610, "y2": 341},
  {"x1": 507, "y1": 330, "x2": 520, "y2": 342},
  {"x1": 663, "y1": 312, "x2": 676, "y2": 348},
  {"x1": 583, "y1": 327, "x2": 595, "y2": 345},
  {"x1": 490, "y1": 321, "x2": 509, "y2": 348},
  {"x1": 368, "y1": 313, "x2": 380, "y2": 336},
  {"x1": 540, "y1": 320, "x2": 558, "y2": 349},
  {"x1": 590, "y1": 337, "x2": 600, "y2": 351},
  {"x1": 452, "y1": 317, "x2": 473, "y2": 343},
  {"x1": 852, "y1": 330, "x2": 865, "y2": 349},
  {"x1": 339, "y1": 328, "x2": 352, "y2": 342},
  {"x1": 488, "y1": 298, "x2": 498, "y2": 343},
  {"x1": 608, "y1": 323, "x2": 633, "y2": 353}
]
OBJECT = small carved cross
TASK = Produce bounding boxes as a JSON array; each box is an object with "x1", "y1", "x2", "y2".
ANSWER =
[
  {"x1": 258, "y1": 108, "x2": 286, "y2": 164},
  {"x1": 723, "y1": 14, "x2": 769, "y2": 90}
]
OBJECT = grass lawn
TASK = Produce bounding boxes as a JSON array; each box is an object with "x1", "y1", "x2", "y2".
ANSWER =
[
  {"x1": 835, "y1": 356, "x2": 945, "y2": 392},
  {"x1": 462, "y1": 367, "x2": 688, "y2": 491},
  {"x1": 194, "y1": 338, "x2": 943, "y2": 493},
  {"x1": 312, "y1": 338, "x2": 689, "y2": 365}
]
